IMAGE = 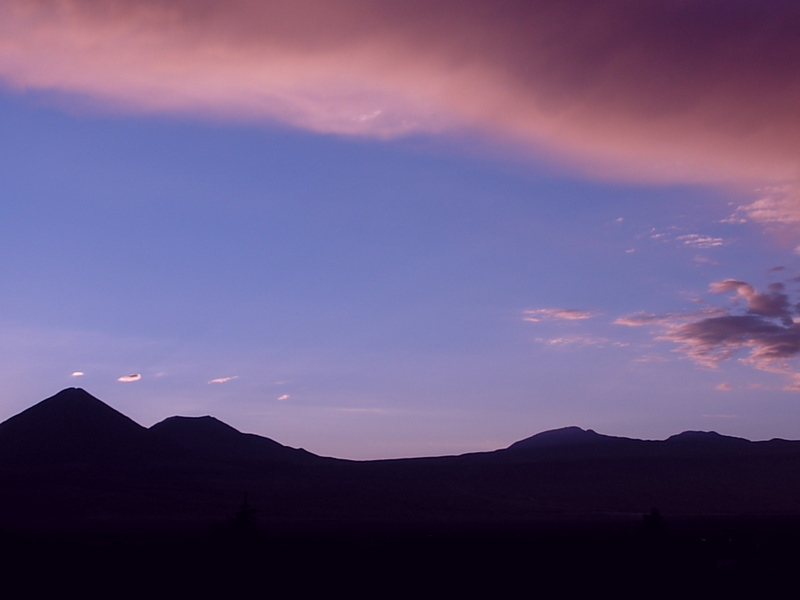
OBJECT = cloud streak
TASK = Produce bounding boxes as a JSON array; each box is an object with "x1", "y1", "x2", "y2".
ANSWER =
[
  {"x1": 614, "y1": 309, "x2": 724, "y2": 327},
  {"x1": 2, "y1": 1, "x2": 800, "y2": 185},
  {"x1": 677, "y1": 234, "x2": 724, "y2": 249},
  {"x1": 523, "y1": 308, "x2": 596, "y2": 322},
  {"x1": 534, "y1": 335, "x2": 626, "y2": 349}
]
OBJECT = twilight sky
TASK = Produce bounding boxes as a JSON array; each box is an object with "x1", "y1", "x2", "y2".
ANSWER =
[{"x1": 2, "y1": 1, "x2": 800, "y2": 458}]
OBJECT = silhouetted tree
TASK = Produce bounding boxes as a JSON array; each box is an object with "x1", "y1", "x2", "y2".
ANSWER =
[{"x1": 227, "y1": 492, "x2": 260, "y2": 540}]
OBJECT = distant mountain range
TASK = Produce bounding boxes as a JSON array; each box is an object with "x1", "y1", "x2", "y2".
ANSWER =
[{"x1": 2, "y1": 387, "x2": 800, "y2": 535}]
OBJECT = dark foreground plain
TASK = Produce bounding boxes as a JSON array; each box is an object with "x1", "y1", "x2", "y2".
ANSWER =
[{"x1": 2, "y1": 388, "x2": 800, "y2": 593}]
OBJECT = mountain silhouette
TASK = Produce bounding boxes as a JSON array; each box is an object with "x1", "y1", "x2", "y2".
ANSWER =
[
  {"x1": 506, "y1": 426, "x2": 608, "y2": 449},
  {"x1": 0, "y1": 387, "x2": 148, "y2": 462},
  {"x1": 664, "y1": 429, "x2": 751, "y2": 448},
  {"x1": 502, "y1": 425, "x2": 646, "y2": 460},
  {"x1": 3, "y1": 389, "x2": 800, "y2": 593},
  {"x1": 3, "y1": 388, "x2": 800, "y2": 537}
]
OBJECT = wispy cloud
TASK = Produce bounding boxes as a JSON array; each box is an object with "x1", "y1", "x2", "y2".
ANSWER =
[
  {"x1": 614, "y1": 309, "x2": 724, "y2": 327},
  {"x1": 2, "y1": 1, "x2": 799, "y2": 185},
  {"x1": 277, "y1": 394, "x2": 290, "y2": 401},
  {"x1": 782, "y1": 375, "x2": 800, "y2": 392},
  {"x1": 693, "y1": 255, "x2": 720, "y2": 267},
  {"x1": 523, "y1": 308, "x2": 596, "y2": 322},
  {"x1": 534, "y1": 335, "x2": 626, "y2": 349},
  {"x1": 632, "y1": 354, "x2": 668, "y2": 364},
  {"x1": 642, "y1": 227, "x2": 727, "y2": 251},
  {"x1": 676, "y1": 234, "x2": 724, "y2": 249},
  {"x1": 70, "y1": 371, "x2": 84, "y2": 377}
]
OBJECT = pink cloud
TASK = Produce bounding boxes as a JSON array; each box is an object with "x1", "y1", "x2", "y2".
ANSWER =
[
  {"x1": 2, "y1": 1, "x2": 800, "y2": 185},
  {"x1": 729, "y1": 186, "x2": 800, "y2": 227}
]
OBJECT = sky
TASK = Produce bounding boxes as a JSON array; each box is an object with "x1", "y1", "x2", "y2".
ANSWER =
[{"x1": 2, "y1": 1, "x2": 800, "y2": 459}]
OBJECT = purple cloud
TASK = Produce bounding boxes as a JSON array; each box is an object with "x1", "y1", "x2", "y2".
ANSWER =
[
  {"x1": 710, "y1": 279, "x2": 794, "y2": 325},
  {"x1": 619, "y1": 278, "x2": 800, "y2": 376},
  {"x1": 664, "y1": 314, "x2": 800, "y2": 369}
]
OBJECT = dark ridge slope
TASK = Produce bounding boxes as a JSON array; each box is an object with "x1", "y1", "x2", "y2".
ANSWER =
[
  {"x1": 149, "y1": 415, "x2": 323, "y2": 463},
  {"x1": 660, "y1": 431, "x2": 756, "y2": 454}
]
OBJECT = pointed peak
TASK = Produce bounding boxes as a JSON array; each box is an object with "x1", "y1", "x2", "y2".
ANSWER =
[
  {"x1": 46, "y1": 387, "x2": 103, "y2": 403},
  {"x1": 0, "y1": 388, "x2": 147, "y2": 458},
  {"x1": 3, "y1": 387, "x2": 134, "y2": 423}
]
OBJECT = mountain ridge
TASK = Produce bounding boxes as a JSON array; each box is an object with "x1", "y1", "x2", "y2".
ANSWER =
[
  {"x1": 3, "y1": 389, "x2": 800, "y2": 534},
  {"x1": 0, "y1": 388, "x2": 795, "y2": 461}
]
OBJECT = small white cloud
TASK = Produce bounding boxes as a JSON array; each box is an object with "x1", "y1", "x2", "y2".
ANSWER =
[
  {"x1": 208, "y1": 376, "x2": 238, "y2": 384},
  {"x1": 277, "y1": 394, "x2": 290, "y2": 401},
  {"x1": 71, "y1": 371, "x2": 84, "y2": 377},
  {"x1": 118, "y1": 374, "x2": 141, "y2": 382}
]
